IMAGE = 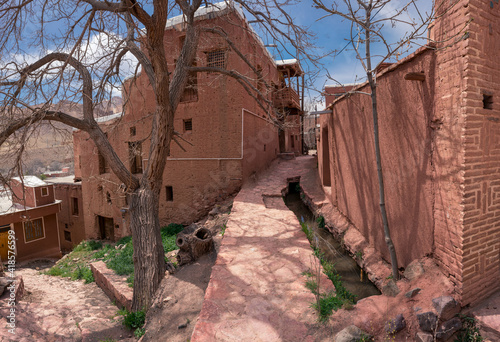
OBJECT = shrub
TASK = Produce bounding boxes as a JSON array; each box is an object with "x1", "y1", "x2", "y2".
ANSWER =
[
  {"x1": 312, "y1": 292, "x2": 343, "y2": 322},
  {"x1": 455, "y1": 316, "x2": 483, "y2": 342},
  {"x1": 105, "y1": 243, "x2": 134, "y2": 276},
  {"x1": 72, "y1": 266, "x2": 94, "y2": 283},
  {"x1": 316, "y1": 215, "x2": 325, "y2": 229},
  {"x1": 123, "y1": 310, "x2": 146, "y2": 330}
]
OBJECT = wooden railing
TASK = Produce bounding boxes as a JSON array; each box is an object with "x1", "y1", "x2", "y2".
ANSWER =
[{"x1": 273, "y1": 86, "x2": 301, "y2": 109}]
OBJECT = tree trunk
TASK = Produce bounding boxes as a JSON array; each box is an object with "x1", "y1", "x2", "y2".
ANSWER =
[
  {"x1": 129, "y1": 185, "x2": 166, "y2": 311},
  {"x1": 176, "y1": 227, "x2": 213, "y2": 266},
  {"x1": 365, "y1": 19, "x2": 399, "y2": 280}
]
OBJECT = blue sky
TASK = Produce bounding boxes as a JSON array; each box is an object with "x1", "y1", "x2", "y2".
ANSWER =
[
  {"x1": 3, "y1": 0, "x2": 434, "y2": 110},
  {"x1": 259, "y1": 0, "x2": 434, "y2": 108}
]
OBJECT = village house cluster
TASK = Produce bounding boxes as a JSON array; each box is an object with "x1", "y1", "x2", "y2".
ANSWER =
[
  {"x1": 1, "y1": 0, "x2": 499, "y2": 311},
  {"x1": 0, "y1": 1, "x2": 304, "y2": 261}
]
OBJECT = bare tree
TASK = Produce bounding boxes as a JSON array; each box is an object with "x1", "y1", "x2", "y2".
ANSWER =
[
  {"x1": 312, "y1": 0, "x2": 437, "y2": 279},
  {"x1": 0, "y1": 0, "x2": 313, "y2": 310}
]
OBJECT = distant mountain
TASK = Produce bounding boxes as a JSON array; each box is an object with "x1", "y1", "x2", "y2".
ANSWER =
[{"x1": 0, "y1": 98, "x2": 123, "y2": 176}]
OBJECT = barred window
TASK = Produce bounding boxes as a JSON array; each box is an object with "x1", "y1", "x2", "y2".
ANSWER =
[
  {"x1": 184, "y1": 119, "x2": 193, "y2": 132},
  {"x1": 207, "y1": 49, "x2": 226, "y2": 69},
  {"x1": 24, "y1": 218, "x2": 45, "y2": 242}
]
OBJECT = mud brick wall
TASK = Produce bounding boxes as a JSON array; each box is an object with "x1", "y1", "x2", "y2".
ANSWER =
[
  {"x1": 430, "y1": 0, "x2": 470, "y2": 302},
  {"x1": 73, "y1": 9, "x2": 282, "y2": 240},
  {"x1": 459, "y1": 0, "x2": 500, "y2": 306},
  {"x1": 320, "y1": 48, "x2": 436, "y2": 267}
]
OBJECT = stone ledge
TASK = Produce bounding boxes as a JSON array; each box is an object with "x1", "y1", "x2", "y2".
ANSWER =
[{"x1": 91, "y1": 261, "x2": 132, "y2": 311}]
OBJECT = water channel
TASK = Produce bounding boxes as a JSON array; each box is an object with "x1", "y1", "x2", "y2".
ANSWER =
[{"x1": 284, "y1": 182, "x2": 381, "y2": 301}]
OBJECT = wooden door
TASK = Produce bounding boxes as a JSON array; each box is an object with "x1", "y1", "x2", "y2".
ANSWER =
[{"x1": 0, "y1": 225, "x2": 11, "y2": 262}]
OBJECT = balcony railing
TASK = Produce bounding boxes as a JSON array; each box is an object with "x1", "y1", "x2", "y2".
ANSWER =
[{"x1": 273, "y1": 86, "x2": 301, "y2": 110}]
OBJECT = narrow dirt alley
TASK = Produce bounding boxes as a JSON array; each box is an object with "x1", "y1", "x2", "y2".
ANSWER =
[{"x1": 0, "y1": 260, "x2": 132, "y2": 342}]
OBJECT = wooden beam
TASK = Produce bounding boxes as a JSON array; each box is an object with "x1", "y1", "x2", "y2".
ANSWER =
[{"x1": 404, "y1": 72, "x2": 426, "y2": 81}]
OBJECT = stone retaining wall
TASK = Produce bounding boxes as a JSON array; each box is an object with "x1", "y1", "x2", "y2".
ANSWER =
[{"x1": 90, "y1": 261, "x2": 132, "y2": 311}]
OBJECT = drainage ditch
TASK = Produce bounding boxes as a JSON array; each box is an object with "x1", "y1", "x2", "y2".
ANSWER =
[{"x1": 284, "y1": 182, "x2": 381, "y2": 301}]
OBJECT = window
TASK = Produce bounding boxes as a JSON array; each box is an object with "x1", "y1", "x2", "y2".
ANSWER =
[
  {"x1": 184, "y1": 119, "x2": 193, "y2": 132},
  {"x1": 291, "y1": 135, "x2": 295, "y2": 148},
  {"x1": 98, "y1": 152, "x2": 110, "y2": 174},
  {"x1": 166, "y1": 186, "x2": 173, "y2": 202},
  {"x1": 71, "y1": 197, "x2": 79, "y2": 216},
  {"x1": 24, "y1": 218, "x2": 45, "y2": 243},
  {"x1": 106, "y1": 191, "x2": 112, "y2": 204},
  {"x1": 41, "y1": 187, "x2": 49, "y2": 197},
  {"x1": 129, "y1": 141, "x2": 143, "y2": 174},
  {"x1": 207, "y1": 49, "x2": 226, "y2": 69},
  {"x1": 483, "y1": 94, "x2": 493, "y2": 110},
  {"x1": 130, "y1": 126, "x2": 136, "y2": 136},
  {"x1": 64, "y1": 231, "x2": 72, "y2": 242}
]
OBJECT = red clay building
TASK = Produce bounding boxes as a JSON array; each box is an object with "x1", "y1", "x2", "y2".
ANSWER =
[
  {"x1": 73, "y1": 2, "x2": 304, "y2": 241},
  {"x1": 46, "y1": 176, "x2": 85, "y2": 253},
  {"x1": 0, "y1": 176, "x2": 61, "y2": 262},
  {"x1": 318, "y1": 0, "x2": 500, "y2": 306}
]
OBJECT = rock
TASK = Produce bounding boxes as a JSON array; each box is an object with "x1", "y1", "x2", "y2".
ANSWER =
[
  {"x1": 335, "y1": 325, "x2": 371, "y2": 342},
  {"x1": 435, "y1": 317, "x2": 462, "y2": 340},
  {"x1": 382, "y1": 279, "x2": 400, "y2": 297},
  {"x1": 432, "y1": 296, "x2": 460, "y2": 321},
  {"x1": 417, "y1": 311, "x2": 438, "y2": 332},
  {"x1": 385, "y1": 314, "x2": 406, "y2": 334},
  {"x1": 405, "y1": 287, "x2": 421, "y2": 298},
  {"x1": 0, "y1": 277, "x2": 13, "y2": 296},
  {"x1": 404, "y1": 260, "x2": 425, "y2": 280},
  {"x1": 208, "y1": 206, "x2": 220, "y2": 216},
  {"x1": 415, "y1": 331, "x2": 434, "y2": 342}
]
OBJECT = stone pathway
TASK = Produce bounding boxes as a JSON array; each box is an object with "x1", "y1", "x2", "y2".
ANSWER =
[
  {"x1": 470, "y1": 292, "x2": 500, "y2": 342},
  {"x1": 0, "y1": 261, "x2": 132, "y2": 342},
  {"x1": 191, "y1": 156, "x2": 334, "y2": 342}
]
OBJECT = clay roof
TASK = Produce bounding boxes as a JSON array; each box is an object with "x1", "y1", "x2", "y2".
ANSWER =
[
  {"x1": 0, "y1": 191, "x2": 16, "y2": 215},
  {"x1": 276, "y1": 59, "x2": 304, "y2": 76},
  {"x1": 12, "y1": 175, "x2": 48, "y2": 187},
  {"x1": 165, "y1": 1, "x2": 241, "y2": 29},
  {"x1": 95, "y1": 112, "x2": 123, "y2": 123},
  {"x1": 45, "y1": 176, "x2": 79, "y2": 184}
]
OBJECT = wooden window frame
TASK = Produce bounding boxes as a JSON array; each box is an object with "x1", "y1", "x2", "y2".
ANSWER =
[
  {"x1": 23, "y1": 217, "x2": 45, "y2": 243},
  {"x1": 40, "y1": 187, "x2": 49, "y2": 197},
  {"x1": 71, "y1": 197, "x2": 79, "y2": 216}
]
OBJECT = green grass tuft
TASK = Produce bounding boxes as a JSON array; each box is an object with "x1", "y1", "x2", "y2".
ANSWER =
[
  {"x1": 122, "y1": 310, "x2": 146, "y2": 330},
  {"x1": 312, "y1": 292, "x2": 344, "y2": 322}
]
